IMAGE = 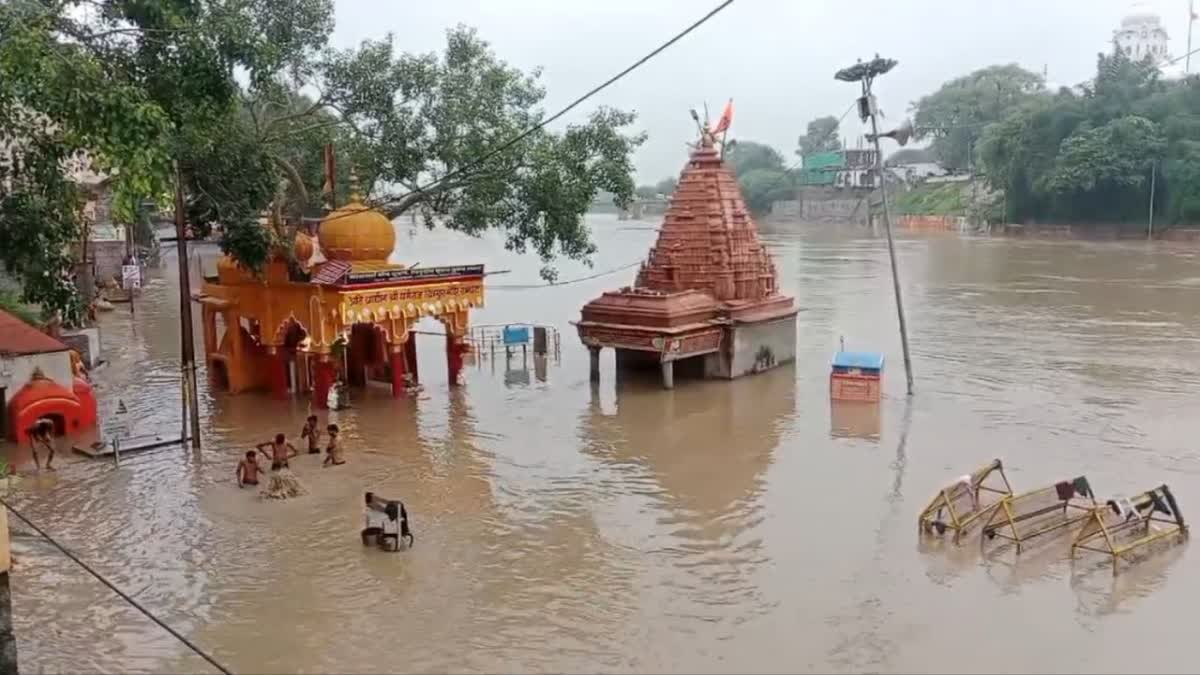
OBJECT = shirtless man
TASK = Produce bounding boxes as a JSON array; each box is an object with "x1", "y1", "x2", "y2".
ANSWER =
[
  {"x1": 237, "y1": 451, "x2": 263, "y2": 487},
  {"x1": 300, "y1": 415, "x2": 321, "y2": 455},
  {"x1": 256, "y1": 433, "x2": 298, "y2": 471},
  {"x1": 30, "y1": 419, "x2": 55, "y2": 471},
  {"x1": 322, "y1": 424, "x2": 345, "y2": 467}
]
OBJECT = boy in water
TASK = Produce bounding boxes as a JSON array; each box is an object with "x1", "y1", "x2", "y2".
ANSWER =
[
  {"x1": 301, "y1": 415, "x2": 321, "y2": 455},
  {"x1": 237, "y1": 451, "x2": 263, "y2": 487},
  {"x1": 30, "y1": 419, "x2": 55, "y2": 471},
  {"x1": 256, "y1": 433, "x2": 298, "y2": 471},
  {"x1": 322, "y1": 424, "x2": 345, "y2": 467}
]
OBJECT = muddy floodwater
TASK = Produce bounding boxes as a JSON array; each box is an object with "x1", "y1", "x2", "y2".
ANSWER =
[{"x1": 5, "y1": 216, "x2": 1200, "y2": 673}]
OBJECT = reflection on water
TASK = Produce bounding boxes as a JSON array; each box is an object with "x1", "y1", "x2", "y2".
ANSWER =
[{"x1": 4, "y1": 217, "x2": 1200, "y2": 673}]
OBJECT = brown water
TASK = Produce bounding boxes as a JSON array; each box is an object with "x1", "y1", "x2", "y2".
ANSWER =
[{"x1": 6, "y1": 216, "x2": 1200, "y2": 674}]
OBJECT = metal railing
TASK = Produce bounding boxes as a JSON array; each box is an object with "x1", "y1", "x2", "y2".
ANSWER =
[{"x1": 465, "y1": 323, "x2": 561, "y2": 362}]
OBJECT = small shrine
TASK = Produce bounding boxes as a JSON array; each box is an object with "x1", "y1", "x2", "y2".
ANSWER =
[
  {"x1": 575, "y1": 131, "x2": 797, "y2": 389},
  {"x1": 194, "y1": 175, "x2": 483, "y2": 407}
]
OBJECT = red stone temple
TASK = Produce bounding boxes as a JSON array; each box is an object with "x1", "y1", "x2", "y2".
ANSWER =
[{"x1": 575, "y1": 135, "x2": 797, "y2": 388}]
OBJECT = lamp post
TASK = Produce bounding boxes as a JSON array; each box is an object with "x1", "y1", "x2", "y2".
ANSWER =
[{"x1": 836, "y1": 55, "x2": 914, "y2": 396}]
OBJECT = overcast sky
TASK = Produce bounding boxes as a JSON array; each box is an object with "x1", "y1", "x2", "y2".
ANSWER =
[{"x1": 330, "y1": 0, "x2": 1195, "y2": 182}]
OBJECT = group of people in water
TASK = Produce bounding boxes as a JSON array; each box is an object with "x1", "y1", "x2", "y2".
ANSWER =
[{"x1": 235, "y1": 416, "x2": 344, "y2": 487}]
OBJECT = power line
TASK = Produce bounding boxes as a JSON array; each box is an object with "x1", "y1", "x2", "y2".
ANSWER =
[
  {"x1": 2, "y1": 499, "x2": 233, "y2": 675},
  {"x1": 488, "y1": 259, "x2": 643, "y2": 289},
  {"x1": 333, "y1": 0, "x2": 737, "y2": 222},
  {"x1": 752, "y1": 99, "x2": 860, "y2": 199}
]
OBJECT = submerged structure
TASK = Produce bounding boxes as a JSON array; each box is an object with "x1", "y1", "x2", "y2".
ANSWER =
[
  {"x1": 575, "y1": 134, "x2": 797, "y2": 389},
  {"x1": 195, "y1": 181, "x2": 483, "y2": 407}
]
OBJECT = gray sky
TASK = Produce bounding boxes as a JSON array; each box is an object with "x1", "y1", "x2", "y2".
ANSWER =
[{"x1": 331, "y1": 0, "x2": 1195, "y2": 182}]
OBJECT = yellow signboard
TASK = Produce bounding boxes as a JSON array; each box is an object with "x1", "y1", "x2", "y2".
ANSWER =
[{"x1": 338, "y1": 281, "x2": 484, "y2": 323}]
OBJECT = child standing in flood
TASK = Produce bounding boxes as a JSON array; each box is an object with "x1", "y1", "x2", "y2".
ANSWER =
[
  {"x1": 237, "y1": 451, "x2": 263, "y2": 487},
  {"x1": 323, "y1": 424, "x2": 345, "y2": 466},
  {"x1": 301, "y1": 416, "x2": 321, "y2": 455},
  {"x1": 256, "y1": 433, "x2": 297, "y2": 471}
]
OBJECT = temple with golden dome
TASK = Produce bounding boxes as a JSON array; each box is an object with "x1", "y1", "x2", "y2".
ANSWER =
[
  {"x1": 575, "y1": 132, "x2": 797, "y2": 389},
  {"x1": 194, "y1": 175, "x2": 484, "y2": 406}
]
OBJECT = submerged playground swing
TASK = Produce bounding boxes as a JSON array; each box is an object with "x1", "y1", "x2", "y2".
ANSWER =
[
  {"x1": 981, "y1": 475, "x2": 1096, "y2": 552},
  {"x1": 1072, "y1": 484, "x2": 1188, "y2": 573},
  {"x1": 918, "y1": 459, "x2": 1014, "y2": 543}
]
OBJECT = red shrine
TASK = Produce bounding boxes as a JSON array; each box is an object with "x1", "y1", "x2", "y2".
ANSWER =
[{"x1": 575, "y1": 134, "x2": 797, "y2": 388}]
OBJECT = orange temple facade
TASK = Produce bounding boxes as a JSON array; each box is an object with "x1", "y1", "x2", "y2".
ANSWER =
[
  {"x1": 194, "y1": 192, "x2": 483, "y2": 407},
  {"x1": 575, "y1": 136, "x2": 797, "y2": 388}
]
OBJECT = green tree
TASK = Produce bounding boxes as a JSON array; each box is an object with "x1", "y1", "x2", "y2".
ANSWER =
[
  {"x1": 317, "y1": 28, "x2": 643, "y2": 276},
  {"x1": 912, "y1": 64, "x2": 1045, "y2": 170},
  {"x1": 976, "y1": 50, "x2": 1200, "y2": 227},
  {"x1": 796, "y1": 115, "x2": 842, "y2": 157},
  {"x1": 725, "y1": 140, "x2": 785, "y2": 177},
  {"x1": 738, "y1": 168, "x2": 793, "y2": 215},
  {"x1": 1, "y1": 2, "x2": 644, "y2": 319},
  {"x1": 654, "y1": 176, "x2": 677, "y2": 195}
]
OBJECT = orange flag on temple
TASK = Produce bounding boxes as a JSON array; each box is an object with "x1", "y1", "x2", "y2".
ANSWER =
[{"x1": 710, "y1": 99, "x2": 734, "y2": 134}]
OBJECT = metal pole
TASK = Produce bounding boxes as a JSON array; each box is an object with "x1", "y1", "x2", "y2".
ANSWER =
[
  {"x1": 1148, "y1": 158, "x2": 1157, "y2": 241},
  {"x1": 867, "y1": 86, "x2": 915, "y2": 396},
  {"x1": 174, "y1": 161, "x2": 202, "y2": 449},
  {"x1": 1188, "y1": 0, "x2": 1194, "y2": 74},
  {"x1": 968, "y1": 140, "x2": 978, "y2": 229}
]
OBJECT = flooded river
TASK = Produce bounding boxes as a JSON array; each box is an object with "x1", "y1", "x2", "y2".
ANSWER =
[{"x1": 6, "y1": 216, "x2": 1200, "y2": 673}]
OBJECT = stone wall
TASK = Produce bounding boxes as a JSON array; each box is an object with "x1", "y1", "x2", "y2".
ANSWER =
[{"x1": 797, "y1": 186, "x2": 870, "y2": 223}]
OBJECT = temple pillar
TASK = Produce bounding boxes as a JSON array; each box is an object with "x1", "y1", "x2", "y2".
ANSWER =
[
  {"x1": 390, "y1": 344, "x2": 407, "y2": 397},
  {"x1": 588, "y1": 346, "x2": 601, "y2": 381},
  {"x1": 405, "y1": 335, "x2": 419, "y2": 384},
  {"x1": 312, "y1": 356, "x2": 335, "y2": 409},
  {"x1": 266, "y1": 346, "x2": 288, "y2": 399},
  {"x1": 661, "y1": 359, "x2": 675, "y2": 390},
  {"x1": 446, "y1": 334, "x2": 464, "y2": 386}
]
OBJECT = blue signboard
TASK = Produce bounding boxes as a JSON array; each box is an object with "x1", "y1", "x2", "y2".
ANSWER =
[{"x1": 503, "y1": 325, "x2": 530, "y2": 346}]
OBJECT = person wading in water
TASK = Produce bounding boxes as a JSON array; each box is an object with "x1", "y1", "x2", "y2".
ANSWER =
[
  {"x1": 323, "y1": 424, "x2": 345, "y2": 467},
  {"x1": 30, "y1": 419, "x2": 56, "y2": 471},
  {"x1": 301, "y1": 415, "x2": 321, "y2": 455},
  {"x1": 257, "y1": 433, "x2": 297, "y2": 471},
  {"x1": 237, "y1": 451, "x2": 263, "y2": 487}
]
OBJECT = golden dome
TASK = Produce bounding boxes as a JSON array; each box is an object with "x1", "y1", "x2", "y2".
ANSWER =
[{"x1": 318, "y1": 199, "x2": 395, "y2": 262}]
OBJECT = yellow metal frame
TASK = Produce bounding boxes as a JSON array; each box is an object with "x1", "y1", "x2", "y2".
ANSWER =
[
  {"x1": 982, "y1": 479, "x2": 1096, "y2": 553},
  {"x1": 1071, "y1": 485, "x2": 1188, "y2": 574},
  {"x1": 919, "y1": 459, "x2": 1014, "y2": 544}
]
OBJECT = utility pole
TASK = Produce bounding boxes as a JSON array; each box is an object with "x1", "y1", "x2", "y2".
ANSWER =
[
  {"x1": 1148, "y1": 158, "x2": 1157, "y2": 241},
  {"x1": 837, "y1": 55, "x2": 915, "y2": 396},
  {"x1": 1188, "y1": 0, "x2": 1195, "y2": 74},
  {"x1": 173, "y1": 161, "x2": 202, "y2": 449}
]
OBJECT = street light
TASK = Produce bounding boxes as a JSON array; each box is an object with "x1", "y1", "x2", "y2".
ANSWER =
[{"x1": 835, "y1": 55, "x2": 915, "y2": 396}]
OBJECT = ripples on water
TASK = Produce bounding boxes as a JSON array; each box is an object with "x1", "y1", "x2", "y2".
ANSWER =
[{"x1": 4, "y1": 218, "x2": 1200, "y2": 673}]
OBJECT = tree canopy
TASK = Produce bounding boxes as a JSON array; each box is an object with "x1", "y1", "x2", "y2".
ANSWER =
[
  {"x1": 796, "y1": 115, "x2": 842, "y2": 157},
  {"x1": 725, "y1": 140, "x2": 791, "y2": 214},
  {"x1": 911, "y1": 64, "x2": 1045, "y2": 170},
  {"x1": 0, "y1": 0, "x2": 643, "y2": 320},
  {"x1": 977, "y1": 51, "x2": 1200, "y2": 225}
]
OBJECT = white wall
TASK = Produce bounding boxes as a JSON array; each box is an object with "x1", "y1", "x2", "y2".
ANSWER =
[{"x1": 0, "y1": 351, "x2": 74, "y2": 393}]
